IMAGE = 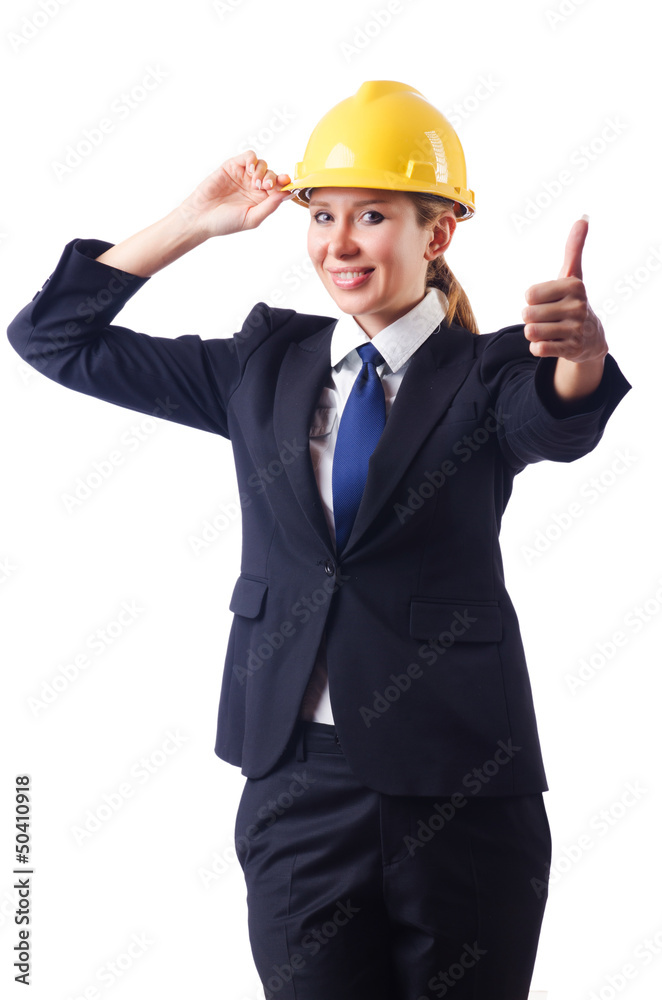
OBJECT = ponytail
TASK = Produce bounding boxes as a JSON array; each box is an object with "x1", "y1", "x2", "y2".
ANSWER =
[{"x1": 407, "y1": 193, "x2": 480, "y2": 335}]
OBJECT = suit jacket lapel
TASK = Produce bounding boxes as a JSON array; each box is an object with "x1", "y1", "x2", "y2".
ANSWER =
[
  {"x1": 343, "y1": 321, "x2": 476, "y2": 555},
  {"x1": 273, "y1": 321, "x2": 339, "y2": 554},
  {"x1": 273, "y1": 318, "x2": 477, "y2": 558}
]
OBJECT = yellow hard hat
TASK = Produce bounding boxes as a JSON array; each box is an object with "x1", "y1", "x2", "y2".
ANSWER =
[{"x1": 281, "y1": 80, "x2": 475, "y2": 219}]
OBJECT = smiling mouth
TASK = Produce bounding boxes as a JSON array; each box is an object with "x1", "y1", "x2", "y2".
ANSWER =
[{"x1": 328, "y1": 269, "x2": 375, "y2": 288}]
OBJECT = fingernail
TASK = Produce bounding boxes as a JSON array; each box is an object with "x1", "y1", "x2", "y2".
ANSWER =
[
  {"x1": 581, "y1": 213, "x2": 589, "y2": 222},
  {"x1": 248, "y1": 163, "x2": 255, "y2": 174},
  {"x1": 263, "y1": 179, "x2": 273, "y2": 189}
]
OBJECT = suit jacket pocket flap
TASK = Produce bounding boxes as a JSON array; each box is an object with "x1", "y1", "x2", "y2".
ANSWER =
[
  {"x1": 409, "y1": 598, "x2": 502, "y2": 642},
  {"x1": 229, "y1": 575, "x2": 268, "y2": 618}
]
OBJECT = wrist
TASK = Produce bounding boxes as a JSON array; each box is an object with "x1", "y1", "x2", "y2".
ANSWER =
[
  {"x1": 94, "y1": 209, "x2": 209, "y2": 276},
  {"x1": 553, "y1": 353, "x2": 606, "y2": 402},
  {"x1": 164, "y1": 204, "x2": 210, "y2": 250}
]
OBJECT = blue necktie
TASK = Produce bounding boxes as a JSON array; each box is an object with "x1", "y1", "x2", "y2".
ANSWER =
[{"x1": 332, "y1": 341, "x2": 386, "y2": 553}]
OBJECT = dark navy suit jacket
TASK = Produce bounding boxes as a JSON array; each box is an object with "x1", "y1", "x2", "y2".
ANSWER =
[{"x1": 7, "y1": 237, "x2": 632, "y2": 796}]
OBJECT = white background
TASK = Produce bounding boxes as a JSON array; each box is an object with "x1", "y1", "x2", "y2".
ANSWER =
[{"x1": 1, "y1": 1, "x2": 659, "y2": 998}]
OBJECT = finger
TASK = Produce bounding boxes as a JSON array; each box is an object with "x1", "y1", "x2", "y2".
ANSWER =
[
  {"x1": 525, "y1": 278, "x2": 576, "y2": 305},
  {"x1": 244, "y1": 158, "x2": 290, "y2": 192},
  {"x1": 260, "y1": 169, "x2": 282, "y2": 191},
  {"x1": 246, "y1": 187, "x2": 294, "y2": 226},
  {"x1": 524, "y1": 320, "x2": 581, "y2": 345},
  {"x1": 243, "y1": 150, "x2": 258, "y2": 174},
  {"x1": 527, "y1": 338, "x2": 566, "y2": 358},
  {"x1": 522, "y1": 297, "x2": 587, "y2": 324},
  {"x1": 259, "y1": 171, "x2": 292, "y2": 193},
  {"x1": 559, "y1": 215, "x2": 589, "y2": 280},
  {"x1": 250, "y1": 159, "x2": 270, "y2": 188}
]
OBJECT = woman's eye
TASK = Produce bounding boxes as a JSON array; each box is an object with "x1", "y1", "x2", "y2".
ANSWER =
[{"x1": 312, "y1": 210, "x2": 384, "y2": 224}]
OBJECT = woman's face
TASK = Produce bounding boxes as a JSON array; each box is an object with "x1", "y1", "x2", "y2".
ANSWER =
[{"x1": 307, "y1": 187, "x2": 454, "y2": 337}]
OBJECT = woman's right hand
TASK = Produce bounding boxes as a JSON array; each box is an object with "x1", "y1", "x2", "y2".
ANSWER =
[
  {"x1": 177, "y1": 151, "x2": 294, "y2": 239},
  {"x1": 92, "y1": 151, "x2": 293, "y2": 277}
]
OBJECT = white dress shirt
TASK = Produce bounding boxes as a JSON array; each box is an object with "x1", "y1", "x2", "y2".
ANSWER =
[{"x1": 299, "y1": 286, "x2": 449, "y2": 723}]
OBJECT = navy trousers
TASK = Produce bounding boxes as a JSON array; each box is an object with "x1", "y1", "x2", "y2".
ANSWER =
[{"x1": 234, "y1": 722, "x2": 551, "y2": 1000}]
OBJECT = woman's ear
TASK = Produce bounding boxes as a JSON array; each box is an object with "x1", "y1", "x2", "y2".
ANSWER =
[{"x1": 425, "y1": 212, "x2": 457, "y2": 260}]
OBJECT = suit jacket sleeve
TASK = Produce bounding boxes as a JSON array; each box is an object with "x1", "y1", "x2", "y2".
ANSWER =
[
  {"x1": 478, "y1": 323, "x2": 632, "y2": 470},
  {"x1": 6, "y1": 237, "x2": 271, "y2": 438}
]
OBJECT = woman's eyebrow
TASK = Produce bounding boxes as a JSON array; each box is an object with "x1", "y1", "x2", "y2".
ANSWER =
[{"x1": 309, "y1": 199, "x2": 390, "y2": 207}]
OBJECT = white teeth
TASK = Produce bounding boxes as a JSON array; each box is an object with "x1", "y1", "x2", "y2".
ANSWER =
[{"x1": 335, "y1": 271, "x2": 370, "y2": 280}]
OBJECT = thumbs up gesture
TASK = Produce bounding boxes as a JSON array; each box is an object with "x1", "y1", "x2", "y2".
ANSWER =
[{"x1": 522, "y1": 217, "x2": 608, "y2": 366}]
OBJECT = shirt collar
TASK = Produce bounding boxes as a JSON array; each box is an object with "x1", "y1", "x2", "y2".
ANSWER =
[{"x1": 329, "y1": 286, "x2": 449, "y2": 373}]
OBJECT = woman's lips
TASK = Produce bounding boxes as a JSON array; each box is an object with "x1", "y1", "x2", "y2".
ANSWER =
[{"x1": 328, "y1": 268, "x2": 374, "y2": 289}]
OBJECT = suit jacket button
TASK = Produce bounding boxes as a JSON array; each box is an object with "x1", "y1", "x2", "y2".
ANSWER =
[{"x1": 323, "y1": 559, "x2": 335, "y2": 576}]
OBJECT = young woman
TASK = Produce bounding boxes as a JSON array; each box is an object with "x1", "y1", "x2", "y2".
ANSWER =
[{"x1": 8, "y1": 81, "x2": 631, "y2": 999}]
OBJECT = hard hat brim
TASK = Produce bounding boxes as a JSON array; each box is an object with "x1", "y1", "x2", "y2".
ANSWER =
[{"x1": 280, "y1": 171, "x2": 474, "y2": 219}]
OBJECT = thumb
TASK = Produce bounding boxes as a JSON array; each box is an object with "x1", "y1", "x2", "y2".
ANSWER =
[
  {"x1": 559, "y1": 215, "x2": 589, "y2": 280},
  {"x1": 246, "y1": 187, "x2": 294, "y2": 228}
]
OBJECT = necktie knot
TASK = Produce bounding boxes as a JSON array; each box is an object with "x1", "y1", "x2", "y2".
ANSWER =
[{"x1": 356, "y1": 342, "x2": 385, "y2": 368}]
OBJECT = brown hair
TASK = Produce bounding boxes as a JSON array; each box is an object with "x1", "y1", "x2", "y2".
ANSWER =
[{"x1": 407, "y1": 192, "x2": 480, "y2": 335}]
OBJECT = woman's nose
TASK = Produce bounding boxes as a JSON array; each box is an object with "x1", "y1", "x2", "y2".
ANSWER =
[{"x1": 327, "y1": 223, "x2": 359, "y2": 258}]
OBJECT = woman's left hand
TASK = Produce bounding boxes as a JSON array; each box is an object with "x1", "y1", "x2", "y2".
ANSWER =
[{"x1": 521, "y1": 217, "x2": 608, "y2": 365}]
